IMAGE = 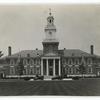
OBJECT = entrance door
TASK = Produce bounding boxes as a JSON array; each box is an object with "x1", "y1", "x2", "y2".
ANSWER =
[
  {"x1": 49, "y1": 66, "x2": 53, "y2": 76},
  {"x1": 48, "y1": 59, "x2": 53, "y2": 76}
]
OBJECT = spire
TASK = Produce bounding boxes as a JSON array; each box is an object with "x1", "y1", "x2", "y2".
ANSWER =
[
  {"x1": 49, "y1": 8, "x2": 51, "y2": 16},
  {"x1": 46, "y1": 8, "x2": 54, "y2": 26}
]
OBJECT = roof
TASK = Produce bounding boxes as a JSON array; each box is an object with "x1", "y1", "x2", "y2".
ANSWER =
[
  {"x1": 63, "y1": 49, "x2": 96, "y2": 57},
  {"x1": 3, "y1": 49, "x2": 98, "y2": 59},
  {"x1": 6, "y1": 50, "x2": 43, "y2": 58}
]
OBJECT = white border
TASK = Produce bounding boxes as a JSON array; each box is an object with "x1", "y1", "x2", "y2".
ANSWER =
[
  {"x1": 0, "y1": 0, "x2": 99, "y2": 4},
  {"x1": 0, "y1": 0, "x2": 99, "y2": 100}
]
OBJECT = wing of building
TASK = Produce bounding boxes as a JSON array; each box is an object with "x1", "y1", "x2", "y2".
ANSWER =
[{"x1": 0, "y1": 10, "x2": 100, "y2": 78}]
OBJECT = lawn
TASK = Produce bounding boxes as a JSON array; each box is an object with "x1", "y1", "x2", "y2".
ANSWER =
[{"x1": 0, "y1": 78, "x2": 100, "y2": 96}]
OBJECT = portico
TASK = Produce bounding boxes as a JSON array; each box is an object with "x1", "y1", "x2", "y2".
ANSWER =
[{"x1": 41, "y1": 57, "x2": 61, "y2": 76}]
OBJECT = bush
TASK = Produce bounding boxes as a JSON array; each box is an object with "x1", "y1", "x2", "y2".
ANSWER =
[
  {"x1": 24, "y1": 77, "x2": 31, "y2": 81},
  {"x1": 72, "y1": 77, "x2": 80, "y2": 80},
  {"x1": 34, "y1": 75, "x2": 44, "y2": 80},
  {"x1": 52, "y1": 76, "x2": 62, "y2": 80}
]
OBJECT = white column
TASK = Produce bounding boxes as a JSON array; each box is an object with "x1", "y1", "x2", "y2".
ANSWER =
[
  {"x1": 46, "y1": 59, "x2": 49, "y2": 76},
  {"x1": 59, "y1": 59, "x2": 61, "y2": 76},
  {"x1": 53, "y1": 59, "x2": 55, "y2": 76},
  {"x1": 41, "y1": 59, "x2": 43, "y2": 75}
]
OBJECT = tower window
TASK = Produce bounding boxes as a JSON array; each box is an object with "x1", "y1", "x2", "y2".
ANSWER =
[
  {"x1": 49, "y1": 32, "x2": 52, "y2": 34},
  {"x1": 49, "y1": 19, "x2": 52, "y2": 23}
]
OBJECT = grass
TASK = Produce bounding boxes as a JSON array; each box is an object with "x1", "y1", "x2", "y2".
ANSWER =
[{"x1": 0, "y1": 78, "x2": 100, "y2": 96}]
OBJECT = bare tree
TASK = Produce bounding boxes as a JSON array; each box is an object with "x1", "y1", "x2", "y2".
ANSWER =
[{"x1": 0, "y1": 51, "x2": 3, "y2": 57}]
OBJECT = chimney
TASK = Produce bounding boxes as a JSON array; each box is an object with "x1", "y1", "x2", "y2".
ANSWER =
[
  {"x1": 90, "y1": 45, "x2": 94, "y2": 55},
  {"x1": 8, "y1": 46, "x2": 12, "y2": 56},
  {"x1": 36, "y1": 48, "x2": 38, "y2": 50}
]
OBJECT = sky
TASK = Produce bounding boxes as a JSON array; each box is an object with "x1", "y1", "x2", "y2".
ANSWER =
[{"x1": 0, "y1": 4, "x2": 100, "y2": 56}]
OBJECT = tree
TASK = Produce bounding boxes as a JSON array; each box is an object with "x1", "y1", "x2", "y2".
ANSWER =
[{"x1": 0, "y1": 51, "x2": 3, "y2": 57}]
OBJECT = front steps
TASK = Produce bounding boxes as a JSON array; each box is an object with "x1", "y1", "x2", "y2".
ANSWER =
[{"x1": 44, "y1": 75, "x2": 55, "y2": 80}]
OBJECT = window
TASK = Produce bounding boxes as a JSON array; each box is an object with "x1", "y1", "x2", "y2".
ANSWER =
[
  {"x1": 75, "y1": 59, "x2": 79, "y2": 65},
  {"x1": 30, "y1": 68, "x2": 33, "y2": 74},
  {"x1": 87, "y1": 58, "x2": 92, "y2": 65},
  {"x1": 24, "y1": 68, "x2": 27, "y2": 75},
  {"x1": 37, "y1": 59, "x2": 40, "y2": 65},
  {"x1": 68, "y1": 68, "x2": 71, "y2": 74},
  {"x1": 74, "y1": 68, "x2": 76, "y2": 74},
  {"x1": 68, "y1": 59, "x2": 73, "y2": 65},
  {"x1": 30, "y1": 59, "x2": 34, "y2": 65},
  {"x1": 71, "y1": 68, "x2": 73, "y2": 74},
  {"x1": 34, "y1": 67, "x2": 36, "y2": 74},
  {"x1": 34, "y1": 59, "x2": 36, "y2": 64},
  {"x1": 76, "y1": 67, "x2": 79, "y2": 74},
  {"x1": 10, "y1": 59, "x2": 15, "y2": 65},
  {"x1": 62, "y1": 59, "x2": 66, "y2": 64},
  {"x1": 88, "y1": 67, "x2": 92, "y2": 73},
  {"x1": 65, "y1": 67, "x2": 68, "y2": 74},
  {"x1": 23, "y1": 59, "x2": 27, "y2": 65},
  {"x1": 10, "y1": 68, "x2": 15, "y2": 75}
]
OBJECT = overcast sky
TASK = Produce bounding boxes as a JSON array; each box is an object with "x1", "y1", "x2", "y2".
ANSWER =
[{"x1": 0, "y1": 4, "x2": 100, "y2": 56}]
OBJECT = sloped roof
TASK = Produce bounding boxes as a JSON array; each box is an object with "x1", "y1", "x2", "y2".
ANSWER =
[
  {"x1": 7, "y1": 50, "x2": 43, "y2": 58},
  {"x1": 63, "y1": 49, "x2": 96, "y2": 57},
  {"x1": 3, "y1": 49, "x2": 98, "y2": 59}
]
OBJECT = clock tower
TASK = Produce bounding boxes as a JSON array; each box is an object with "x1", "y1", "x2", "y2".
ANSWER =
[{"x1": 42, "y1": 9, "x2": 59, "y2": 54}]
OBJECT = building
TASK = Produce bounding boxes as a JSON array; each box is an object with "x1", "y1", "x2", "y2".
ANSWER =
[{"x1": 0, "y1": 10, "x2": 100, "y2": 78}]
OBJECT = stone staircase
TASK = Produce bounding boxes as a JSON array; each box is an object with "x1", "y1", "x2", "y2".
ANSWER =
[{"x1": 44, "y1": 75, "x2": 54, "y2": 80}]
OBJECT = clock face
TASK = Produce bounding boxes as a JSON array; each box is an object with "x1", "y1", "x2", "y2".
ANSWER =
[{"x1": 49, "y1": 31, "x2": 52, "y2": 35}]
